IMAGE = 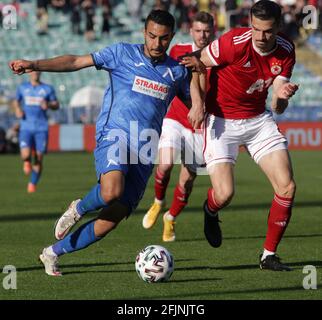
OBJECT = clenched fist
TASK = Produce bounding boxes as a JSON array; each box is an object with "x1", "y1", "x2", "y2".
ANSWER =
[{"x1": 9, "y1": 59, "x2": 35, "y2": 75}]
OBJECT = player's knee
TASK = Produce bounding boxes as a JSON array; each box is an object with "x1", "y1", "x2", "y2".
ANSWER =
[
  {"x1": 158, "y1": 163, "x2": 173, "y2": 177},
  {"x1": 215, "y1": 188, "x2": 234, "y2": 207},
  {"x1": 278, "y1": 179, "x2": 296, "y2": 198},
  {"x1": 180, "y1": 179, "x2": 194, "y2": 196},
  {"x1": 100, "y1": 187, "x2": 123, "y2": 203}
]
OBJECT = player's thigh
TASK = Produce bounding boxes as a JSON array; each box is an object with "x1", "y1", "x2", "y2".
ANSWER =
[
  {"x1": 203, "y1": 114, "x2": 240, "y2": 169},
  {"x1": 208, "y1": 162, "x2": 235, "y2": 203},
  {"x1": 158, "y1": 119, "x2": 184, "y2": 165},
  {"x1": 119, "y1": 163, "x2": 154, "y2": 215},
  {"x1": 245, "y1": 112, "x2": 287, "y2": 164},
  {"x1": 158, "y1": 147, "x2": 177, "y2": 172},
  {"x1": 34, "y1": 131, "x2": 48, "y2": 154},
  {"x1": 258, "y1": 148, "x2": 295, "y2": 195},
  {"x1": 94, "y1": 139, "x2": 128, "y2": 200},
  {"x1": 100, "y1": 170, "x2": 125, "y2": 200},
  {"x1": 181, "y1": 129, "x2": 205, "y2": 171},
  {"x1": 19, "y1": 130, "x2": 33, "y2": 159}
]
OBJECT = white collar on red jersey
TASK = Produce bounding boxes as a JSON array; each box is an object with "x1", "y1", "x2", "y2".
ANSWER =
[{"x1": 252, "y1": 40, "x2": 277, "y2": 56}]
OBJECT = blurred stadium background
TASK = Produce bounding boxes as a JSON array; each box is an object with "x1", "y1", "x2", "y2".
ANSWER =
[
  {"x1": 0, "y1": 0, "x2": 322, "y2": 300},
  {"x1": 0, "y1": 0, "x2": 322, "y2": 153}
]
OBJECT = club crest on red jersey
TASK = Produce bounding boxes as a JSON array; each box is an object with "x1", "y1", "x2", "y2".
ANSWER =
[{"x1": 271, "y1": 61, "x2": 282, "y2": 75}]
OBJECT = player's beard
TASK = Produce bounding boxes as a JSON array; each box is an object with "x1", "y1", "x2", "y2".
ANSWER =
[
  {"x1": 147, "y1": 47, "x2": 166, "y2": 61},
  {"x1": 255, "y1": 38, "x2": 276, "y2": 53}
]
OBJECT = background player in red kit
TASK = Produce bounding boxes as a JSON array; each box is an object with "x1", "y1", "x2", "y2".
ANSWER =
[
  {"x1": 142, "y1": 11, "x2": 215, "y2": 242},
  {"x1": 183, "y1": 0, "x2": 299, "y2": 270}
]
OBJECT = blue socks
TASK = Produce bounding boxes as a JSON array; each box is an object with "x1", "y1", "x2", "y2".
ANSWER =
[
  {"x1": 52, "y1": 219, "x2": 102, "y2": 256},
  {"x1": 30, "y1": 170, "x2": 41, "y2": 185},
  {"x1": 76, "y1": 184, "x2": 107, "y2": 216}
]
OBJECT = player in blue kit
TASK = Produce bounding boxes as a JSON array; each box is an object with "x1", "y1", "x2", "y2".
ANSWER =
[
  {"x1": 13, "y1": 71, "x2": 59, "y2": 193},
  {"x1": 9, "y1": 10, "x2": 204, "y2": 276}
]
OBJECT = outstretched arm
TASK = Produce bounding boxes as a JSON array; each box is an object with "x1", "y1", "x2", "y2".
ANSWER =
[
  {"x1": 9, "y1": 55, "x2": 94, "y2": 75},
  {"x1": 180, "y1": 47, "x2": 216, "y2": 71},
  {"x1": 187, "y1": 69, "x2": 207, "y2": 130},
  {"x1": 271, "y1": 77, "x2": 299, "y2": 114},
  {"x1": 12, "y1": 99, "x2": 24, "y2": 118}
]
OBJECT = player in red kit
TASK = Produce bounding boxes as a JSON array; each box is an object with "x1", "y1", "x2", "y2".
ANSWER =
[
  {"x1": 183, "y1": 0, "x2": 299, "y2": 270},
  {"x1": 142, "y1": 11, "x2": 215, "y2": 242}
]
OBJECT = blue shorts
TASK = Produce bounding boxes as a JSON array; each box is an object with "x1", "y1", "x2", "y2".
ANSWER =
[
  {"x1": 94, "y1": 139, "x2": 154, "y2": 215},
  {"x1": 19, "y1": 130, "x2": 48, "y2": 154}
]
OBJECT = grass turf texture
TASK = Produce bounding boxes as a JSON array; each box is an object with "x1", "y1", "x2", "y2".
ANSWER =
[{"x1": 0, "y1": 151, "x2": 321, "y2": 300}]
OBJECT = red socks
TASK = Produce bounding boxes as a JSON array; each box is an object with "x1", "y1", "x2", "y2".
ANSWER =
[
  {"x1": 207, "y1": 188, "x2": 222, "y2": 213},
  {"x1": 154, "y1": 168, "x2": 170, "y2": 201},
  {"x1": 169, "y1": 184, "x2": 190, "y2": 217},
  {"x1": 264, "y1": 193, "x2": 293, "y2": 252}
]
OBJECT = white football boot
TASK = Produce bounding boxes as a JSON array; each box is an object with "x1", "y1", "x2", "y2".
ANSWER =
[
  {"x1": 54, "y1": 199, "x2": 82, "y2": 240},
  {"x1": 39, "y1": 248, "x2": 62, "y2": 276}
]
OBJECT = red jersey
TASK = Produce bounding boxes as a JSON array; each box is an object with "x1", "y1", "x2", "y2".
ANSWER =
[
  {"x1": 205, "y1": 27, "x2": 296, "y2": 119},
  {"x1": 165, "y1": 43, "x2": 195, "y2": 131},
  {"x1": 165, "y1": 43, "x2": 212, "y2": 131}
]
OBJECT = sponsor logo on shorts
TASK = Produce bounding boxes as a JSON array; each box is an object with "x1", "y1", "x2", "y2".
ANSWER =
[{"x1": 132, "y1": 76, "x2": 169, "y2": 100}]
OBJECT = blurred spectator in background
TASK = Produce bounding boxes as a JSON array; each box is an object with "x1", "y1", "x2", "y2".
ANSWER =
[
  {"x1": 51, "y1": 0, "x2": 69, "y2": 14},
  {"x1": 71, "y1": 0, "x2": 82, "y2": 35},
  {"x1": 101, "y1": 0, "x2": 111, "y2": 35},
  {"x1": 6, "y1": 123, "x2": 20, "y2": 154},
  {"x1": 36, "y1": 0, "x2": 49, "y2": 35},
  {"x1": 0, "y1": 127, "x2": 6, "y2": 154},
  {"x1": 168, "y1": 0, "x2": 183, "y2": 24},
  {"x1": 154, "y1": 0, "x2": 170, "y2": 11},
  {"x1": 225, "y1": 0, "x2": 238, "y2": 29},
  {"x1": 280, "y1": 0, "x2": 301, "y2": 41},
  {"x1": 82, "y1": 0, "x2": 96, "y2": 41},
  {"x1": 179, "y1": 0, "x2": 198, "y2": 33},
  {"x1": 127, "y1": 0, "x2": 144, "y2": 24}
]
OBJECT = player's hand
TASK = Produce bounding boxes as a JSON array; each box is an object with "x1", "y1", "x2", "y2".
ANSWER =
[
  {"x1": 277, "y1": 82, "x2": 299, "y2": 100},
  {"x1": 188, "y1": 106, "x2": 204, "y2": 130},
  {"x1": 41, "y1": 100, "x2": 48, "y2": 110},
  {"x1": 180, "y1": 56, "x2": 206, "y2": 74},
  {"x1": 15, "y1": 108, "x2": 24, "y2": 119},
  {"x1": 9, "y1": 59, "x2": 35, "y2": 75}
]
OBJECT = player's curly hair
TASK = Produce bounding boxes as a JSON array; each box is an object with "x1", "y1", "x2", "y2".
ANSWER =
[
  {"x1": 251, "y1": 0, "x2": 282, "y2": 26},
  {"x1": 145, "y1": 10, "x2": 175, "y2": 32}
]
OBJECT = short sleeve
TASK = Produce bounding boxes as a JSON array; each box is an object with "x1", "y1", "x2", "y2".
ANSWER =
[
  {"x1": 176, "y1": 68, "x2": 191, "y2": 102},
  {"x1": 91, "y1": 43, "x2": 123, "y2": 71},
  {"x1": 15, "y1": 85, "x2": 23, "y2": 102},
  {"x1": 205, "y1": 30, "x2": 235, "y2": 66},
  {"x1": 277, "y1": 49, "x2": 296, "y2": 81},
  {"x1": 47, "y1": 85, "x2": 58, "y2": 102}
]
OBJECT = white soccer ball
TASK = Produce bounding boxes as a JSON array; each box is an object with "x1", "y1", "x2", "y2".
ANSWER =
[{"x1": 135, "y1": 245, "x2": 174, "y2": 283}]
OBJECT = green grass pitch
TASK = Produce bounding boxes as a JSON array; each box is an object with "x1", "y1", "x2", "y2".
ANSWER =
[{"x1": 0, "y1": 151, "x2": 321, "y2": 300}]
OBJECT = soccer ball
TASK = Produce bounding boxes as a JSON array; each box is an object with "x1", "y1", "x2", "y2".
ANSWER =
[{"x1": 135, "y1": 245, "x2": 174, "y2": 283}]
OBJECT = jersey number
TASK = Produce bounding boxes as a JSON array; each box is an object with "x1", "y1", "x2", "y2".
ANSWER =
[{"x1": 246, "y1": 78, "x2": 273, "y2": 94}]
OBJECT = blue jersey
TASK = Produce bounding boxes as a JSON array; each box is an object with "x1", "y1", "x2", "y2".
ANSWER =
[
  {"x1": 91, "y1": 43, "x2": 191, "y2": 143},
  {"x1": 16, "y1": 82, "x2": 57, "y2": 132}
]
